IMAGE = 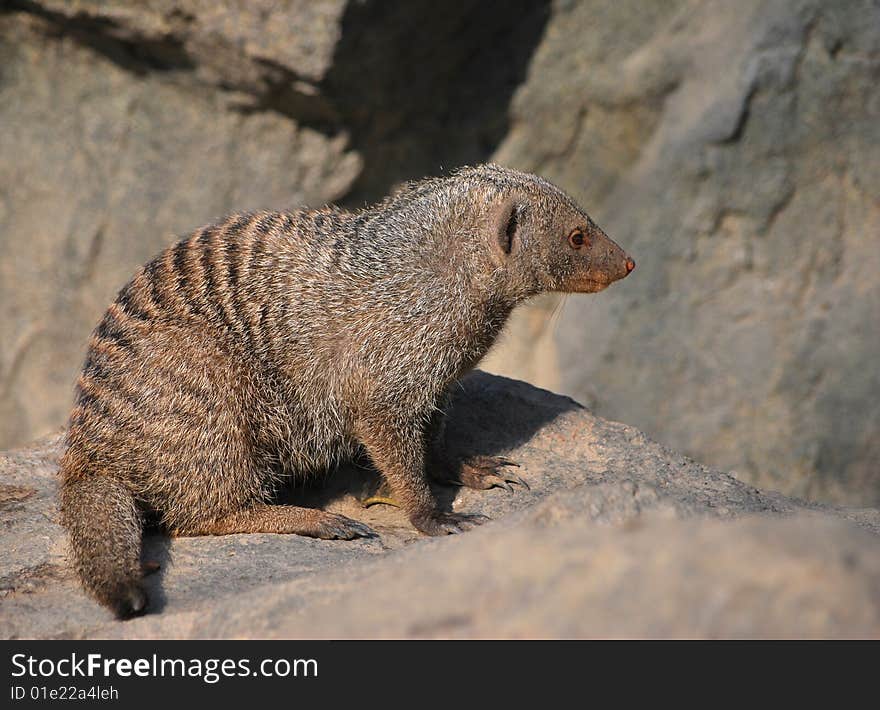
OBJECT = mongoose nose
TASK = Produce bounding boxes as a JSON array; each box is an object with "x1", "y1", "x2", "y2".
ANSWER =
[{"x1": 625, "y1": 257, "x2": 635, "y2": 273}]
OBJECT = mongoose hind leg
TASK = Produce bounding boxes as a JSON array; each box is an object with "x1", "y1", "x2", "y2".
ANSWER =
[{"x1": 171, "y1": 504, "x2": 375, "y2": 540}]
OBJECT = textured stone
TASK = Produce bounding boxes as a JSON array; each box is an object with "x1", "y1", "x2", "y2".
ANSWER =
[
  {"x1": 482, "y1": 0, "x2": 880, "y2": 506},
  {"x1": 0, "y1": 372, "x2": 877, "y2": 639},
  {"x1": 1, "y1": 0, "x2": 878, "y2": 510}
]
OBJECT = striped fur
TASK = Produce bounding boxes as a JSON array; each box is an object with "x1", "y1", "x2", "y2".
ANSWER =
[{"x1": 59, "y1": 164, "x2": 633, "y2": 617}]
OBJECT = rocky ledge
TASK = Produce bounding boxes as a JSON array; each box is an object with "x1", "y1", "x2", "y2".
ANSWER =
[{"x1": 1, "y1": 372, "x2": 878, "y2": 639}]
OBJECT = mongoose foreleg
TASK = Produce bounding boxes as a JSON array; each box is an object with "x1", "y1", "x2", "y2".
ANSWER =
[
  {"x1": 358, "y1": 413, "x2": 487, "y2": 535},
  {"x1": 360, "y1": 404, "x2": 529, "y2": 511}
]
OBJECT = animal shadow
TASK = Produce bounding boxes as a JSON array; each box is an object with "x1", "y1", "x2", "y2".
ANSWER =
[{"x1": 287, "y1": 371, "x2": 579, "y2": 517}]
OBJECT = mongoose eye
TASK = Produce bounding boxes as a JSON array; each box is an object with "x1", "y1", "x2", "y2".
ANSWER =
[{"x1": 568, "y1": 228, "x2": 586, "y2": 249}]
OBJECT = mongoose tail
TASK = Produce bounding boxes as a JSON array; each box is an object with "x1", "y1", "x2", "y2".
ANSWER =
[{"x1": 59, "y1": 471, "x2": 147, "y2": 618}]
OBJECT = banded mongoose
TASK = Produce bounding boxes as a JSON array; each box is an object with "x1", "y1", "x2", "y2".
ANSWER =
[{"x1": 59, "y1": 164, "x2": 635, "y2": 618}]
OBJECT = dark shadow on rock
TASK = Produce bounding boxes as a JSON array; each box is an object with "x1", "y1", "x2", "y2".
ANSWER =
[
  {"x1": 282, "y1": 371, "x2": 582, "y2": 514},
  {"x1": 3, "y1": 0, "x2": 196, "y2": 75},
  {"x1": 141, "y1": 530, "x2": 173, "y2": 614},
  {"x1": 6, "y1": 0, "x2": 551, "y2": 208},
  {"x1": 323, "y1": 0, "x2": 552, "y2": 206},
  {"x1": 244, "y1": 0, "x2": 554, "y2": 206},
  {"x1": 444, "y1": 370, "x2": 582, "y2": 455}
]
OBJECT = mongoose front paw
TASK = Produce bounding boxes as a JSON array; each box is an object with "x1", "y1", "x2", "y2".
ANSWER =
[
  {"x1": 411, "y1": 511, "x2": 490, "y2": 536},
  {"x1": 439, "y1": 456, "x2": 530, "y2": 492},
  {"x1": 313, "y1": 513, "x2": 377, "y2": 540}
]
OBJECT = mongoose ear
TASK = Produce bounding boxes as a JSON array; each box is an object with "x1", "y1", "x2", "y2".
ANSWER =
[{"x1": 495, "y1": 199, "x2": 523, "y2": 257}]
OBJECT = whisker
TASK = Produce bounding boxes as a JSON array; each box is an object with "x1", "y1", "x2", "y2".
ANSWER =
[{"x1": 548, "y1": 293, "x2": 568, "y2": 335}]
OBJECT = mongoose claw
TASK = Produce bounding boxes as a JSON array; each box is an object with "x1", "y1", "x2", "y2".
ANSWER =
[
  {"x1": 491, "y1": 457, "x2": 520, "y2": 468},
  {"x1": 316, "y1": 513, "x2": 377, "y2": 540},
  {"x1": 502, "y1": 470, "x2": 531, "y2": 491},
  {"x1": 504, "y1": 472, "x2": 532, "y2": 491},
  {"x1": 454, "y1": 456, "x2": 530, "y2": 492},
  {"x1": 412, "y1": 511, "x2": 490, "y2": 536}
]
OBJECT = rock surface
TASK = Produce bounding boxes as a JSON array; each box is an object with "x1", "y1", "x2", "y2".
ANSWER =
[
  {"x1": 0, "y1": 0, "x2": 878, "y2": 505},
  {"x1": 1, "y1": 372, "x2": 878, "y2": 639},
  {"x1": 482, "y1": 0, "x2": 880, "y2": 506}
]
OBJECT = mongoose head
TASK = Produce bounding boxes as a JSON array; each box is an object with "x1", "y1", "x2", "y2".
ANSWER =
[{"x1": 466, "y1": 165, "x2": 635, "y2": 298}]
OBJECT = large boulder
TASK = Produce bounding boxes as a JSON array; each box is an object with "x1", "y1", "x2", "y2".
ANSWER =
[
  {"x1": 483, "y1": 0, "x2": 880, "y2": 506},
  {"x1": 1, "y1": 372, "x2": 878, "y2": 639}
]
